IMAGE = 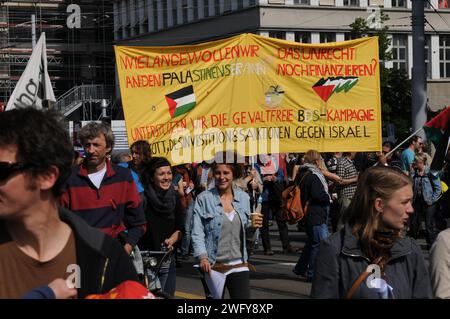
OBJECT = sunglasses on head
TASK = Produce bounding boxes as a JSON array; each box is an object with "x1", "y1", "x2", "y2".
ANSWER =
[{"x1": 0, "y1": 162, "x2": 31, "y2": 182}]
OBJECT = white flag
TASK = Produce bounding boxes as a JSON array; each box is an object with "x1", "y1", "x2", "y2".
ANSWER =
[{"x1": 5, "y1": 32, "x2": 56, "y2": 111}]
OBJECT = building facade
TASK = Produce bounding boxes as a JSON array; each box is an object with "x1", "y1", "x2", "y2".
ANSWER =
[
  {"x1": 0, "y1": 0, "x2": 116, "y2": 119},
  {"x1": 113, "y1": 0, "x2": 450, "y2": 111}
]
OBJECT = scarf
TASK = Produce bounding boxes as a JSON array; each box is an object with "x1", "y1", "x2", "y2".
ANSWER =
[
  {"x1": 302, "y1": 163, "x2": 331, "y2": 201},
  {"x1": 144, "y1": 183, "x2": 177, "y2": 218}
]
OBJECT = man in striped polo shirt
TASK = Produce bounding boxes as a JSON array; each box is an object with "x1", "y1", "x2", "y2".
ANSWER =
[{"x1": 60, "y1": 122, "x2": 146, "y2": 255}]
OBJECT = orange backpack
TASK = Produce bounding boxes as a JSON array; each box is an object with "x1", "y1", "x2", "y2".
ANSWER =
[{"x1": 281, "y1": 172, "x2": 310, "y2": 224}]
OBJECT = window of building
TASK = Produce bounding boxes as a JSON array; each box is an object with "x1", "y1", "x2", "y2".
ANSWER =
[
  {"x1": 129, "y1": 0, "x2": 138, "y2": 34},
  {"x1": 153, "y1": 0, "x2": 158, "y2": 31},
  {"x1": 294, "y1": 0, "x2": 310, "y2": 4},
  {"x1": 268, "y1": 0, "x2": 286, "y2": 4},
  {"x1": 439, "y1": 0, "x2": 448, "y2": 8},
  {"x1": 392, "y1": 35, "x2": 408, "y2": 71},
  {"x1": 138, "y1": 0, "x2": 149, "y2": 33},
  {"x1": 183, "y1": 0, "x2": 188, "y2": 22},
  {"x1": 320, "y1": 32, "x2": 336, "y2": 43},
  {"x1": 343, "y1": 0, "x2": 360, "y2": 6},
  {"x1": 345, "y1": 33, "x2": 360, "y2": 40},
  {"x1": 172, "y1": 0, "x2": 179, "y2": 24},
  {"x1": 141, "y1": 17, "x2": 149, "y2": 34},
  {"x1": 391, "y1": 0, "x2": 406, "y2": 8},
  {"x1": 215, "y1": 0, "x2": 220, "y2": 15},
  {"x1": 295, "y1": 32, "x2": 311, "y2": 43},
  {"x1": 319, "y1": 0, "x2": 335, "y2": 6},
  {"x1": 425, "y1": 36, "x2": 431, "y2": 78},
  {"x1": 193, "y1": 0, "x2": 199, "y2": 20},
  {"x1": 440, "y1": 35, "x2": 450, "y2": 78},
  {"x1": 204, "y1": 2, "x2": 209, "y2": 17},
  {"x1": 224, "y1": 0, "x2": 232, "y2": 12},
  {"x1": 238, "y1": 0, "x2": 244, "y2": 9},
  {"x1": 369, "y1": 0, "x2": 384, "y2": 6},
  {"x1": 162, "y1": 0, "x2": 168, "y2": 29},
  {"x1": 269, "y1": 31, "x2": 286, "y2": 39}
]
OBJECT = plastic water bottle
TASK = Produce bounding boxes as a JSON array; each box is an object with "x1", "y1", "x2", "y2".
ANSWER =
[
  {"x1": 255, "y1": 196, "x2": 263, "y2": 214},
  {"x1": 253, "y1": 196, "x2": 263, "y2": 249},
  {"x1": 254, "y1": 228, "x2": 260, "y2": 250}
]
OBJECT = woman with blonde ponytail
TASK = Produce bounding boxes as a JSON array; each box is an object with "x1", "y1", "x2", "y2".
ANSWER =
[{"x1": 311, "y1": 166, "x2": 432, "y2": 299}]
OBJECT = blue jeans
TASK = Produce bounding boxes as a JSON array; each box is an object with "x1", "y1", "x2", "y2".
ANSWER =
[
  {"x1": 181, "y1": 201, "x2": 195, "y2": 255},
  {"x1": 158, "y1": 257, "x2": 176, "y2": 297},
  {"x1": 294, "y1": 223, "x2": 329, "y2": 280},
  {"x1": 410, "y1": 199, "x2": 438, "y2": 248}
]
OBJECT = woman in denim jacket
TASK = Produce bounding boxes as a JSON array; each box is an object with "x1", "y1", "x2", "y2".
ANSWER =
[
  {"x1": 409, "y1": 153, "x2": 442, "y2": 249},
  {"x1": 191, "y1": 159, "x2": 263, "y2": 299}
]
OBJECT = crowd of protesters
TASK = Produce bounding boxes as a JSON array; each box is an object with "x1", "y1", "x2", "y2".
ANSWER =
[{"x1": 1, "y1": 108, "x2": 450, "y2": 299}]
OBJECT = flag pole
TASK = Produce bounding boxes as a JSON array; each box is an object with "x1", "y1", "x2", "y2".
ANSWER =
[{"x1": 384, "y1": 127, "x2": 424, "y2": 159}]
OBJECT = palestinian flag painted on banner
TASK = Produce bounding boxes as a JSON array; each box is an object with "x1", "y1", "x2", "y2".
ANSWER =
[
  {"x1": 165, "y1": 85, "x2": 196, "y2": 118},
  {"x1": 312, "y1": 77, "x2": 359, "y2": 102},
  {"x1": 423, "y1": 106, "x2": 450, "y2": 170}
]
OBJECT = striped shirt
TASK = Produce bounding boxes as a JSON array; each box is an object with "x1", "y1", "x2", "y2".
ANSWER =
[{"x1": 59, "y1": 159, "x2": 146, "y2": 246}]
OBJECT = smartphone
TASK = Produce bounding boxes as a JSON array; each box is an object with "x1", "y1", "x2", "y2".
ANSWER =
[{"x1": 172, "y1": 174, "x2": 182, "y2": 185}]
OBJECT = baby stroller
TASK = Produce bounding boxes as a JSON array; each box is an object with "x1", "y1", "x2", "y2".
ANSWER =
[{"x1": 139, "y1": 246, "x2": 174, "y2": 299}]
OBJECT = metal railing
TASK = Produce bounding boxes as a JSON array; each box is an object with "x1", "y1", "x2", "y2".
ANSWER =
[{"x1": 56, "y1": 84, "x2": 107, "y2": 116}]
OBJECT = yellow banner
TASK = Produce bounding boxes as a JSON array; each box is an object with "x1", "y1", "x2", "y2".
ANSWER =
[{"x1": 114, "y1": 33, "x2": 381, "y2": 164}]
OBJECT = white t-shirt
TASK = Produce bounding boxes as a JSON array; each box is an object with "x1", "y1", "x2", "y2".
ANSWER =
[
  {"x1": 224, "y1": 210, "x2": 236, "y2": 222},
  {"x1": 88, "y1": 165, "x2": 107, "y2": 189}
]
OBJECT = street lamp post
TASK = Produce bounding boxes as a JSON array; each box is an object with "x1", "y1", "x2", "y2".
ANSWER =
[
  {"x1": 411, "y1": 0, "x2": 427, "y2": 139},
  {"x1": 31, "y1": 14, "x2": 36, "y2": 48}
]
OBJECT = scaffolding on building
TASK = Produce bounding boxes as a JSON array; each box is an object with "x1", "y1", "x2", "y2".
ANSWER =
[{"x1": 0, "y1": 0, "x2": 116, "y2": 120}]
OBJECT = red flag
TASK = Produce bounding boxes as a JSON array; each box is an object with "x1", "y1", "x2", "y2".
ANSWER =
[
  {"x1": 424, "y1": 106, "x2": 450, "y2": 133},
  {"x1": 423, "y1": 106, "x2": 450, "y2": 170},
  {"x1": 85, "y1": 280, "x2": 156, "y2": 299}
]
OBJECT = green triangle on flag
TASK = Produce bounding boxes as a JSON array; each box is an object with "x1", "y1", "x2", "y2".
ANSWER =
[{"x1": 165, "y1": 85, "x2": 196, "y2": 118}]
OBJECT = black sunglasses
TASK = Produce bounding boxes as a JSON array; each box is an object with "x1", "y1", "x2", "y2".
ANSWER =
[{"x1": 0, "y1": 162, "x2": 31, "y2": 182}]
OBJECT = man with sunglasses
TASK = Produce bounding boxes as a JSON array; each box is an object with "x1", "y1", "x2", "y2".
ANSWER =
[
  {"x1": 0, "y1": 109, "x2": 139, "y2": 298},
  {"x1": 375, "y1": 141, "x2": 402, "y2": 170},
  {"x1": 401, "y1": 135, "x2": 423, "y2": 174}
]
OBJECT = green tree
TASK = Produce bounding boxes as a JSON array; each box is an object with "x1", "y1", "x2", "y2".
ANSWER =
[{"x1": 350, "y1": 12, "x2": 411, "y2": 142}]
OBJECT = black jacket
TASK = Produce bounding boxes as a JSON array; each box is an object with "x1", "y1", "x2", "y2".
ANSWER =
[
  {"x1": 0, "y1": 208, "x2": 139, "y2": 299},
  {"x1": 311, "y1": 224, "x2": 432, "y2": 299},
  {"x1": 296, "y1": 167, "x2": 330, "y2": 226},
  {"x1": 138, "y1": 190, "x2": 185, "y2": 251}
]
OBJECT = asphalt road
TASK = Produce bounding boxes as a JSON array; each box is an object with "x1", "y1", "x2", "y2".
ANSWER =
[
  {"x1": 174, "y1": 222, "x2": 432, "y2": 300},
  {"x1": 174, "y1": 223, "x2": 313, "y2": 299}
]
